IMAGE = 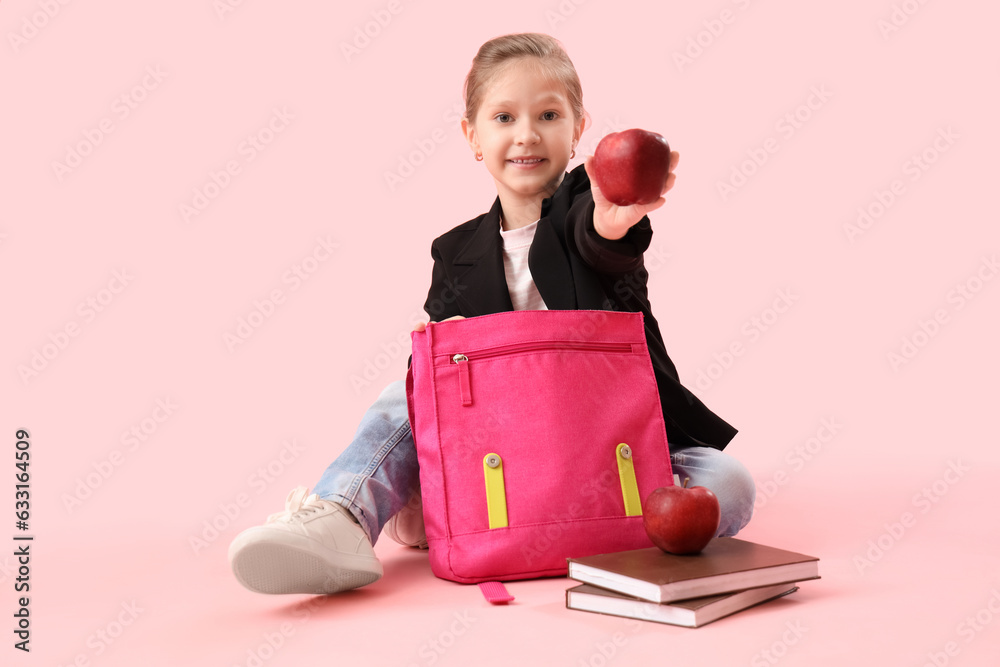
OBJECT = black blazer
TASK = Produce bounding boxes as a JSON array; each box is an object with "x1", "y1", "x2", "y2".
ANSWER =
[{"x1": 418, "y1": 163, "x2": 737, "y2": 452}]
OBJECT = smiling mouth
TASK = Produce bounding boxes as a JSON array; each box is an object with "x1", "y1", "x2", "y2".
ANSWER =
[{"x1": 508, "y1": 158, "x2": 544, "y2": 164}]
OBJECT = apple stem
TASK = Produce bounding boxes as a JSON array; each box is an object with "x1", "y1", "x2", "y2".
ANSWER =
[{"x1": 682, "y1": 477, "x2": 690, "y2": 488}]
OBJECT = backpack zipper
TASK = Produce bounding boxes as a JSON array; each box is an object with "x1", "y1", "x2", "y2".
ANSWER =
[{"x1": 449, "y1": 340, "x2": 636, "y2": 407}]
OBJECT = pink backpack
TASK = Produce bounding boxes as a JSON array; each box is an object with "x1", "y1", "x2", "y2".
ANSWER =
[{"x1": 406, "y1": 310, "x2": 675, "y2": 583}]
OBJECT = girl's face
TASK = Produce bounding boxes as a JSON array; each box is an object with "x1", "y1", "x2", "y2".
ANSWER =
[{"x1": 463, "y1": 58, "x2": 583, "y2": 209}]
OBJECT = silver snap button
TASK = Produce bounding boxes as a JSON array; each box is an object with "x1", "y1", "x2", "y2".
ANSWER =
[
  {"x1": 486, "y1": 454, "x2": 501, "y2": 468},
  {"x1": 619, "y1": 445, "x2": 632, "y2": 459}
]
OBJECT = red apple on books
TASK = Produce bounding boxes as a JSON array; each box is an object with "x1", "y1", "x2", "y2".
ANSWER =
[
  {"x1": 642, "y1": 477, "x2": 721, "y2": 555},
  {"x1": 589, "y1": 128, "x2": 672, "y2": 206}
]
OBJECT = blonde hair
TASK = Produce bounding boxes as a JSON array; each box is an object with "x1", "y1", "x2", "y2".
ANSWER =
[{"x1": 463, "y1": 33, "x2": 586, "y2": 127}]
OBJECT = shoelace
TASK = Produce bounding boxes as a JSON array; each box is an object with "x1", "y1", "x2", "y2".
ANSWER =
[{"x1": 266, "y1": 486, "x2": 330, "y2": 523}]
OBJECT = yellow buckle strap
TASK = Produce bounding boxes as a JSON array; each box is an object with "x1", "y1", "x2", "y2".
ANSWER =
[
  {"x1": 616, "y1": 443, "x2": 642, "y2": 516},
  {"x1": 483, "y1": 452, "x2": 508, "y2": 528}
]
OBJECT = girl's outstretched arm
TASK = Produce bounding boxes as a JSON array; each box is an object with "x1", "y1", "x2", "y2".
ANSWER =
[{"x1": 583, "y1": 151, "x2": 679, "y2": 241}]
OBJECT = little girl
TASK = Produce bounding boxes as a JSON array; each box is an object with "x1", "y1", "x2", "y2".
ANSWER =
[{"x1": 229, "y1": 32, "x2": 755, "y2": 595}]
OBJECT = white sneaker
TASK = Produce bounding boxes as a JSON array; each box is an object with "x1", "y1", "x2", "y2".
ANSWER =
[
  {"x1": 229, "y1": 486, "x2": 383, "y2": 595},
  {"x1": 383, "y1": 496, "x2": 429, "y2": 549}
]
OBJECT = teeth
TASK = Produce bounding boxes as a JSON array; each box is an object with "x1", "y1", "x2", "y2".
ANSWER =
[{"x1": 510, "y1": 158, "x2": 542, "y2": 164}]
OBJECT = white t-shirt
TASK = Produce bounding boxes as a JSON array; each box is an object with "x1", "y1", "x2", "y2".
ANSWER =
[{"x1": 499, "y1": 219, "x2": 548, "y2": 311}]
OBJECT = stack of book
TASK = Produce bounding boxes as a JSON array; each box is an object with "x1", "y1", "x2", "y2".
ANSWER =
[{"x1": 565, "y1": 537, "x2": 820, "y2": 628}]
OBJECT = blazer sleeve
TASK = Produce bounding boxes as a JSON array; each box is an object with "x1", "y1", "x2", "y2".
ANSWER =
[
  {"x1": 408, "y1": 240, "x2": 464, "y2": 371},
  {"x1": 568, "y1": 188, "x2": 653, "y2": 275},
  {"x1": 422, "y1": 240, "x2": 465, "y2": 324}
]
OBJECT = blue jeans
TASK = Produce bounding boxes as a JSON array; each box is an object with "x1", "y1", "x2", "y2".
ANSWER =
[{"x1": 314, "y1": 380, "x2": 756, "y2": 546}]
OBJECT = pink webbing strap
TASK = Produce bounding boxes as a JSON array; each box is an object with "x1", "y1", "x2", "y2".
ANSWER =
[{"x1": 478, "y1": 581, "x2": 515, "y2": 605}]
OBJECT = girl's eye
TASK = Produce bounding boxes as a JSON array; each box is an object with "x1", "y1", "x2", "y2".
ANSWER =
[
  {"x1": 496, "y1": 113, "x2": 512, "y2": 123},
  {"x1": 542, "y1": 111, "x2": 558, "y2": 120}
]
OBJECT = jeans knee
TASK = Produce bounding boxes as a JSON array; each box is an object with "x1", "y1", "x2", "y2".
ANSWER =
[
  {"x1": 720, "y1": 469, "x2": 755, "y2": 536},
  {"x1": 382, "y1": 379, "x2": 407, "y2": 398},
  {"x1": 727, "y1": 457, "x2": 757, "y2": 509},
  {"x1": 372, "y1": 380, "x2": 411, "y2": 419}
]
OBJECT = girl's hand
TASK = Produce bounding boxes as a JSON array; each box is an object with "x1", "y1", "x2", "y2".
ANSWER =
[
  {"x1": 413, "y1": 315, "x2": 465, "y2": 333},
  {"x1": 584, "y1": 151, "x2": 679, "y2": 241}
]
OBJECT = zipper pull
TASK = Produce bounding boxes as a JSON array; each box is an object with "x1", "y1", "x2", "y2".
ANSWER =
[{"x1": 453, "y1": 353, "x2": 472, "y2": 406}]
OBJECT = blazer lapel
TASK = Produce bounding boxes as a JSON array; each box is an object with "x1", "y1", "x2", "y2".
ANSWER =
[
  {"x1": 450, "y1": 168, "x2": 583, "y2": 315},
  {"x1": 529, "y1": 174, "x2": 578, "y2": 311},
  {"x1": 451, "y1": 197, "x2": 514, "y2": 316}
]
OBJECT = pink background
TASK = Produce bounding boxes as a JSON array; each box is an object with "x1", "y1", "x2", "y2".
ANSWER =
[{"x1": 3, "y1": 0, "x2": 999, "y2": 665}]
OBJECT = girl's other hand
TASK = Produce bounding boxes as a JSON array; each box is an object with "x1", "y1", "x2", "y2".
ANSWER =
[
  {"x1": 413, "y1": 315, "x2": 465, "y2": 333},
  {"x1": 584, "y1": 151, "x2": 679, "y2": 241}
]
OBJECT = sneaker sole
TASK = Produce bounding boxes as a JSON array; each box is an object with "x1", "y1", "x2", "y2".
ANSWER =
[{"x1": 229, "y1": 531, "x2": 383, "y2": 595}]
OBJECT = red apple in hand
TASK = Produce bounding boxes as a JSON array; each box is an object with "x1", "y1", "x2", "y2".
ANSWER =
[
  {"x1": 590, "y1": 128, "x2": 671, "y2": 206},
  {"x1": 642, "y1": 477, "x2": 721, "y2": 555}
]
